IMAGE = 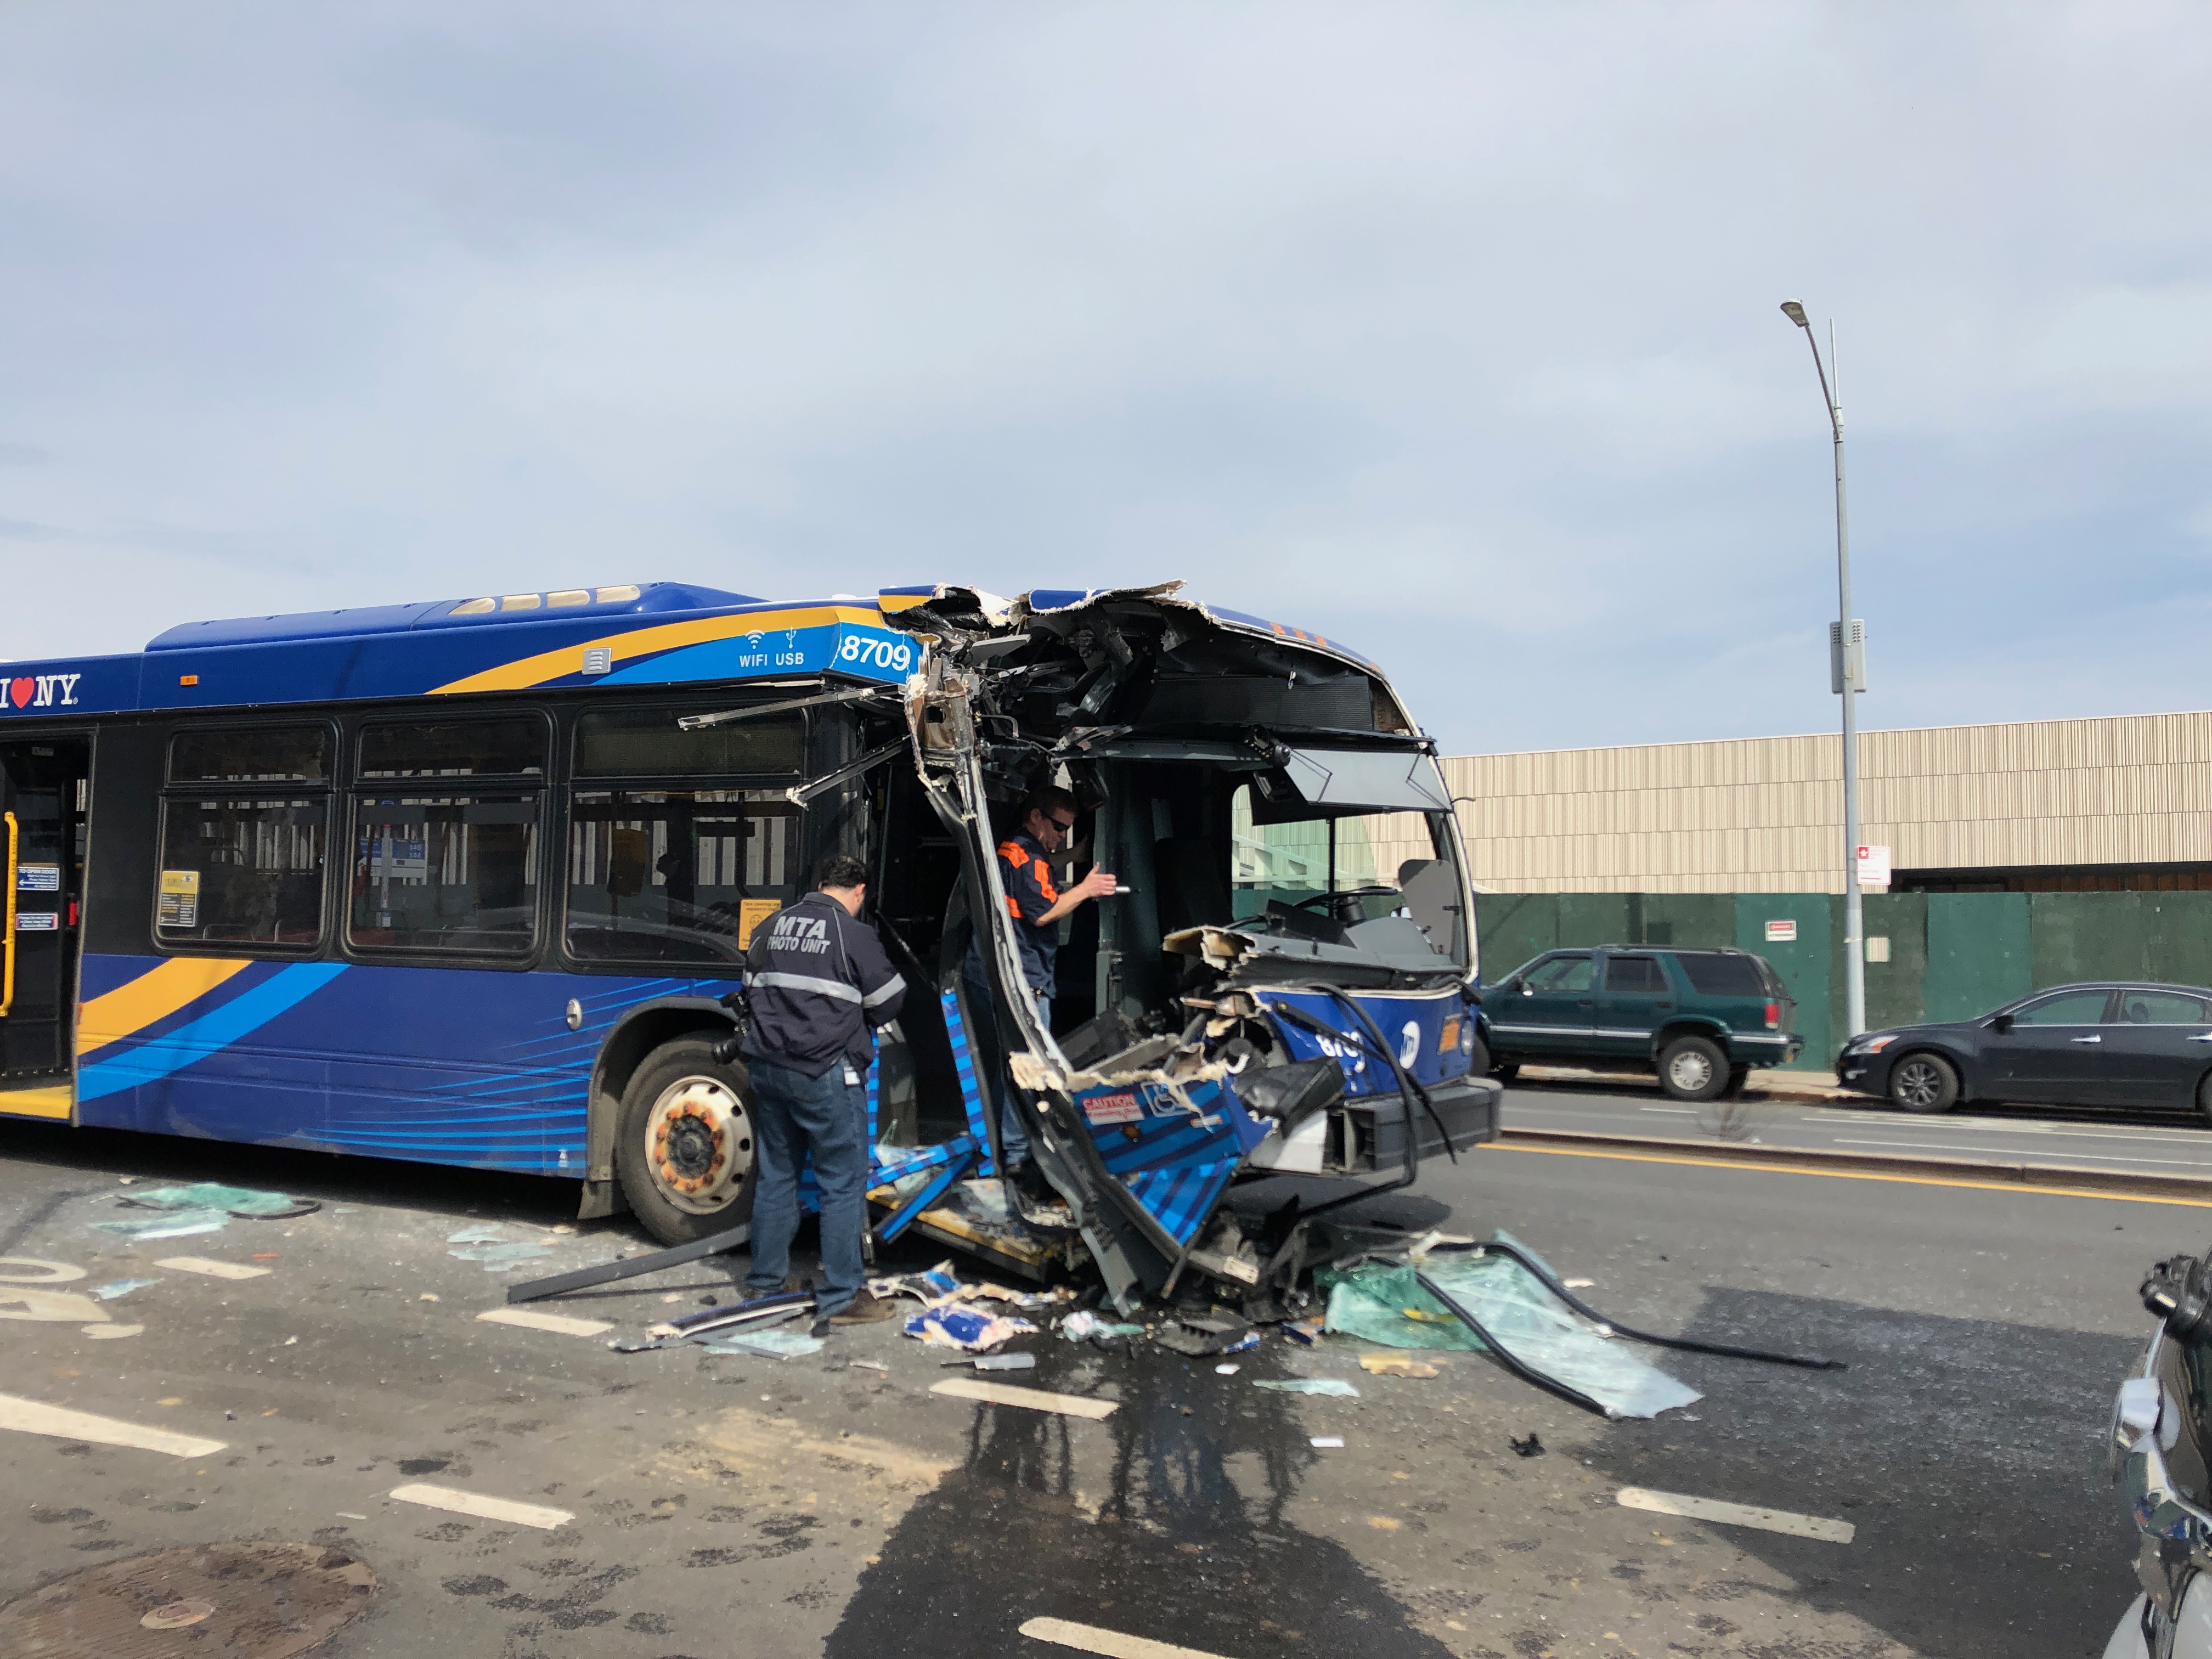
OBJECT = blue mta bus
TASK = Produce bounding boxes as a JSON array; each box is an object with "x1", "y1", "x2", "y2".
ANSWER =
[{"x1": 0, "y1": 580, "x2": 1495, "y2": 1307}]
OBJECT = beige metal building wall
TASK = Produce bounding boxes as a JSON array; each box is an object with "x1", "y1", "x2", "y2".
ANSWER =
[{"x1": 1443, "y1": 709, "x2": 2212, "y2": 893}]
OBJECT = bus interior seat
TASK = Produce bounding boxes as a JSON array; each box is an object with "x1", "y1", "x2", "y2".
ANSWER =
[{"x1": 1153, "y1": 837, "x2": 1231, "y2": 937}]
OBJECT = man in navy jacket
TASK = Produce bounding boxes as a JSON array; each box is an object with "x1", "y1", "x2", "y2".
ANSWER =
[{"x1": 741, "y1": 852, "x2": 906, "y2": 1334}]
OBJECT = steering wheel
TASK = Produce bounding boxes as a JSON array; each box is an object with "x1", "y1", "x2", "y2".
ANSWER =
[{"x1": 1290, "y1": 885, "x2": 1400, "y2": 923}]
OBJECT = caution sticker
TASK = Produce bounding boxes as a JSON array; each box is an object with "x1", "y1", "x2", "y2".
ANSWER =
[{"x1": 1080, "y1": 1091, "x2": 1142, "y2": 1126}]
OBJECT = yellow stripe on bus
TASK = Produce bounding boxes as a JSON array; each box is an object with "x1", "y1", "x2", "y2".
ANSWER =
[
  {"x1": 427, "y1": 605, "x2": 884, "y2": 697},
  {"x1": 0, "y1": 1084, "x2": 72, "y2": 1120},
  {"x1": 76, "y1": 957, "x2": 252, "y2": 1057}
]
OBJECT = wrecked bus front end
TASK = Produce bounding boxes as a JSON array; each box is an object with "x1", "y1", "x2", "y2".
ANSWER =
[{"x1": 884, "y1": 584, "x2": 1498, "y2": 1312}]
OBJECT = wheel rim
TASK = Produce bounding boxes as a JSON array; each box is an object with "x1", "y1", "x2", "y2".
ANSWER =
[
  {"x1": 644, "y1": 1075, "x2": 753, "y2": 1215},
  {"x1": 1669, "y1": 1050, "x2": 1713, "y2": 1091},
  {"x1": 1895, "y1": 1060, "x2": 1940, "y2": 1108}
]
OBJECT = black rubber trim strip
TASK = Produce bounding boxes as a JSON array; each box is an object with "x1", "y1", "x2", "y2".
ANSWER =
[
  {"x1": 1413, "y1": 1268, "x2": 1611, "y2": 1417},
  {"x1": 1426, "y1": 1238, "x2": 1846, "y2": 1372}
]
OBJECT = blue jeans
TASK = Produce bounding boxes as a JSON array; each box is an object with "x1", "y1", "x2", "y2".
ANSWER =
[{"x1": 743, "y1": 1056, "x2": 868, "y2": 1317}]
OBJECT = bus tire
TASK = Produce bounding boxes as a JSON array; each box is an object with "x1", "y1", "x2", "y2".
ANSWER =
[{"x1": 616, "y1": 1037, "x2": 760, "y2": 1246}]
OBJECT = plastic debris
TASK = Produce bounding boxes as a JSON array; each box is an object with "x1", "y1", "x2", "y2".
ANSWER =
[
  {"x1": 868, "y1": 1260, "x2": 966, "y2": 1306},
  {"x1": 92, "y1": 1278, "x2": 161, "y2": 1301},
  {"x1": 1511, "y1": 1431, "x2": 1546, "y2": 1458},
  {"x1": 1058, "y1": 1310, "x2": 1146, "y2": 1344},
  {"x1": 972, "y1": 1352, "x2": 1037, "y2": 1372},
  {"x1": 1359, "y1": 1352, "x2": 1442, "y2": 1378},
  {"x1": 1254, "y1": 1377, "x2": 1360, "y2": 1397},
  {"x1": 1283, "y1": 1319, "x2": 1325, "y2": 1346},
  {"x1": 1215, "y1": 1363, "x2": 1241, "y2": 1375},
  {"x1": 1317, "y1": 1248, "x2": 1701, "y2": 1419},
  {"x1": 86, "y1": 1323, "x2": 143, "y2": 1340},
  {"x1": 1310, "y1": 1436, "x2": 1345, "y2": 1448},
  {"x1": 445, "y1": 1225, "x2": 557, "y2": 1272},
  {"x1": 1220, "y1": 1331, "x2": 1260, "y2": 1355},
  {"x1": 702, "y1": 1327, "x2": 827, "y2": 1359},
  {"x1": 904, "y1": 1305, "x2": 1037, "y2": 1352}
]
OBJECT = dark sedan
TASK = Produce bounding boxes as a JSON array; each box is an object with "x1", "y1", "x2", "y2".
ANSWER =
[{"x1": 1837, "y1": 981, "x2": 2212, "y2": 1116}]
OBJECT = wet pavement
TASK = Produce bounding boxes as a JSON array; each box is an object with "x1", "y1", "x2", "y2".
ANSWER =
[{"x1": 0, "y1": 1117, "x2": 2179, "y2": 1656}]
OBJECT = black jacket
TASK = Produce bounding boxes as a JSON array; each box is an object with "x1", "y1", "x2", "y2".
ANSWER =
[{"x1": 740, "y1": 891, "x2": 907, "y2": 1080}]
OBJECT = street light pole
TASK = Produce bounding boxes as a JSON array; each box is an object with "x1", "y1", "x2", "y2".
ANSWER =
[{"x1": 1780, "y1": 300, "x2": 1865, "y2": 1041}]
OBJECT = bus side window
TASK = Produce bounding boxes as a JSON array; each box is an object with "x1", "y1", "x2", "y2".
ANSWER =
[
  {"x1": 347, "y1": 716, "x2": 547, "y2": 957},
  {"x1": 561, "y1": 704, "x2": 805, "y2": 968},
  {"x1": 157, "y1": 725, "x2": 331, "y2": 949}
]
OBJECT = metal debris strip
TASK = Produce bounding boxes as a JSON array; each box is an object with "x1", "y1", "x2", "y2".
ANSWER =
[
  {"x1": 504, "y1": 1220, "x2": 752, "y2": 1304},
  {"x1": 0, "y1": 1542, "x2": 376, "y2": 1659},
  {"x1": 1254, "y1": 1378, "x2": 1360, "y2": 1397}
]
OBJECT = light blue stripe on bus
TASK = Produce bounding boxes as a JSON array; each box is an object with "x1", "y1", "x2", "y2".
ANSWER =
[{"x1": 77, "y1": 962, "x2": 351, "y2": 1103}]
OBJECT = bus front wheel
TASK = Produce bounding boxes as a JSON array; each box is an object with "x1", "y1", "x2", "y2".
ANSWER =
[{"x1": 617, "y1": 1037, "x2": 759, "y2": 1246}]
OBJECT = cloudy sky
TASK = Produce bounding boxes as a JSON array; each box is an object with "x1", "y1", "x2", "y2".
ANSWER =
[{"x1": 2, "y1": 3, "x2": 2205, "y2": 754}]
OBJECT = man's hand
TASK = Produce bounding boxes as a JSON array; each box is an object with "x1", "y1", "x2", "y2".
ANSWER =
[{"x1": 1038, "y1": 866, "x2": 1119, "y2": 927}]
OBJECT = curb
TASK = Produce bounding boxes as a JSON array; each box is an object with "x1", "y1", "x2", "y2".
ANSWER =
[
  {"x1": 1513, "y1": 1065, "x2": 1853, "y2": 1104},
  {"x1": 1494, "y1": 1125, "x2": 2212, "y2": 1203}
]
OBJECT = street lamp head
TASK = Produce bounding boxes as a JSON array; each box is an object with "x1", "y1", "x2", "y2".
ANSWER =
[{"x1": 1780, "y1": 300, "x2": 1810, "y2": 329}]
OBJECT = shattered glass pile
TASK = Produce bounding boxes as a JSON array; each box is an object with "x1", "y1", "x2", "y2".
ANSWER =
[{"x1": 1317, "y1": 1245, "x2": 1701, "y2": 1420}]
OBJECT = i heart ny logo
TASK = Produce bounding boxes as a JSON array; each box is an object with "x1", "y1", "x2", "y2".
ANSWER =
[{"x1": 8, "y1": 680, "x2": 31, "y2": 709}]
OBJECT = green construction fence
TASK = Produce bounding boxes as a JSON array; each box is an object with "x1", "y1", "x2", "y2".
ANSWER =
[{"x1": 1472, "y1": 890, "x2": 2212, "y2": 1073}]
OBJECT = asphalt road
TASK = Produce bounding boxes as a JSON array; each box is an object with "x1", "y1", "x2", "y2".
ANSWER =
[
  {"x1": 1504, "y1": 1073, "x2": 2212, "y2": 1179},
  {"x1": 0, "y1": 1116, "x2": 2184, "y2": 1658}
]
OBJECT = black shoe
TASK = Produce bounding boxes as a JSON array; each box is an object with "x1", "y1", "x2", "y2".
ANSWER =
[{"x1": 810, "y1": 1314, "x2": 834, "y2": 1339}]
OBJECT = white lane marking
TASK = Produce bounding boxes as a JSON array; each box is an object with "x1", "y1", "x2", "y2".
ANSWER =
[
  {"x1": 476, "y1": 1307, "x2": 612, "y2": 1338},
  {"x1": 0, "y1": 1257, "x2": 87, "y2": 1283},
  {"x1": 1833, "y1": 1138, "x2": 2212, "y2": 1169},
  {"x1": 1639, "y1": 1107, "x2": 1697, "y2": 1114},
  {"x1": 0, "y1": 1288, "x2": 109, "y2": 1323},
  {"x1": 155, "y1": 1257, "x2": 270, "y2": 1280},
  {"x1": 1617, "y1": 1485, "x2": 1853, "y2": 1542},
  {"x1": 930, "y1": 1379, "x2": 1117, "y2": 1419},
  {"x1": 1020, "y1": 1616, "x2": 1232, "y2": 1658},
  {"x1": 388, "y1": 1483, "x2": 574, "y2": 1530},
  {"x1": 0, "y1": 1392, "x2": 227, "y2": 1457}
]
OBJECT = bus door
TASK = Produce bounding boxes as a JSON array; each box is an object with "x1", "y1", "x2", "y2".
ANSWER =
[{"x1": 0, "y1": 737, "x2": 88, "y2": 1115}]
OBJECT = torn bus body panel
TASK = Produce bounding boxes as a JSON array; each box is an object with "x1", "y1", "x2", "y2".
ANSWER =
[{"x1": 874, "y1": 584, "x2": 1500, "y2": 1309}]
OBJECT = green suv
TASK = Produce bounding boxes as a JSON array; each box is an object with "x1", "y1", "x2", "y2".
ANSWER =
[{"x1": 1475, "y1": 945, "x2": 1802, "y2": 1101}]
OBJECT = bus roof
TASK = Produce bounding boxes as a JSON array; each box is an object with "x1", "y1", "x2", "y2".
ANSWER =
[{"x1": 0, "y1": 582, "x2": 1375, "y2": 720}]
